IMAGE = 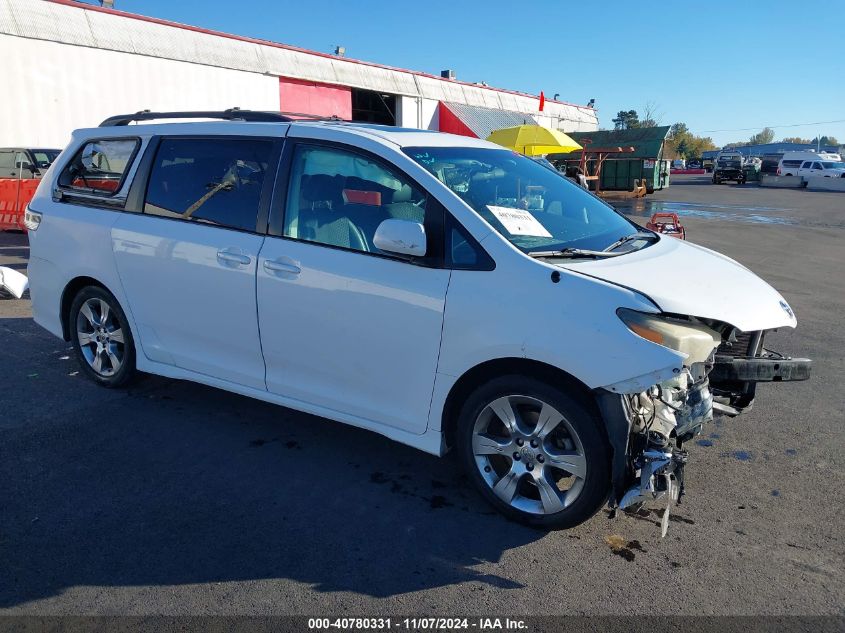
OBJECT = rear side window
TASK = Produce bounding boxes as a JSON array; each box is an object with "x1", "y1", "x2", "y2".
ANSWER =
[
  {"x1": 144, "y1": 138, "x2": 273, "y2": 232},
  {"x1": 59, "y1": 139, "x2": 139, "y2": 195},
  {"x1": 801, "y1": 161, "x2": 812, "y2": 169}
]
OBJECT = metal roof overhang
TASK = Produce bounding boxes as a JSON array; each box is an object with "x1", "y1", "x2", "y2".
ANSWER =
[{"x1": 438, "y1": 102, "x2": 540, "y2": 139}]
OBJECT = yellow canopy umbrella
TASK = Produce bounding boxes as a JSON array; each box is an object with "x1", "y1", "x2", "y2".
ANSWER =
[{"x1": 486, "y1": 124, "x2": 582, "y2": 156}]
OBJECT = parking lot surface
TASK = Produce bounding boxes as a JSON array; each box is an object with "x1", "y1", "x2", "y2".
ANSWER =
[{"x1": 1, "y1": 175, "x2": 843, "y2": 615}]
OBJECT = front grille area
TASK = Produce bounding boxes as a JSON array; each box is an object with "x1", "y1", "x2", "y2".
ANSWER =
[{"x1": 716, "y1": 331, "x2": 763, "y2": 358}]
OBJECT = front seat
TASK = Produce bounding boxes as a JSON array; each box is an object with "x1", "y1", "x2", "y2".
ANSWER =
[{"x1": 299, "y1": 174, "x2": 368, "y2": 252}]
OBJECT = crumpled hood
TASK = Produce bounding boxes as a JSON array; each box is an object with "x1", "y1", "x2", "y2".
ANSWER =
[{"x1": 556, "y1": 236, "x2": 797, "y2": 332}]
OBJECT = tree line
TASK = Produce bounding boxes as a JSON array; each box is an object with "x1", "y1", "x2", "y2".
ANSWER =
[
  {"x1": 612, "y1": 109, "x2": 839, "y2": 160},
  {"x1": 610, "y1": 111, "x2": 717, "y2": 161},
  {"x1": 724, "y1": 127, "x2": 839, "y2": 148}
]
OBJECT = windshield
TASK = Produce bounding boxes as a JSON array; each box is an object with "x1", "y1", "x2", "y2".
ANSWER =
[
  {"x1": 821, "y1": 161, "x2": 845, "y2": 169},
  {"x1": 403, "y1": 146, "x2": 640, "y2": 253}
]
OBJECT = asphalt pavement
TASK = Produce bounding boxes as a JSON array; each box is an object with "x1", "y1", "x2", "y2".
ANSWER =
[{"x1": 1, "y1": 175, "x2": 843, "y2": 616}]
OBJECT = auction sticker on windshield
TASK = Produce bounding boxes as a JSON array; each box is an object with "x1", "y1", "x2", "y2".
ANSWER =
[{"x1": 487, "y1": 205, "x2": 552, "y2": 238}]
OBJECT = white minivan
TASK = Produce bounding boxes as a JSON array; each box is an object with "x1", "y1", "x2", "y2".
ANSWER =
[{"x1": 25, "y1": 110, "x2": 811, "y2": 530}]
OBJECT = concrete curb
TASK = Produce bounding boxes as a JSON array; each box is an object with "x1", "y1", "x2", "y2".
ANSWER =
[
  {"x1": 760, "y1": 174, "x2": 804, "y2": 188},
  {"x1": 805, "y1": 176, "x2": 845, "y2": 192}
]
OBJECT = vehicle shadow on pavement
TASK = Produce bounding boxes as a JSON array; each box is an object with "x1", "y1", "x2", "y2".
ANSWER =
[{"x1": 0, "y1": 319, "x2": 539, "y2": 606}]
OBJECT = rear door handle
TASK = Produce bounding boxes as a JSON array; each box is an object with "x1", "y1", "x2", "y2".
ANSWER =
[
  {"x1": 263, "y1": 258, "x2": 301, "y2": 275},
  {"x1": 216, "y1": 248, "x2": 251, "y2": 267}
]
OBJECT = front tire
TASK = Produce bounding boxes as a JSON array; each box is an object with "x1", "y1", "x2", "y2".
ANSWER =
[
  {"x1": 456, "y1": 375, "x2": 611, "y2": 529},
  {"x1": 70, "y1": 286, "x2": 137, "y2": 387}
]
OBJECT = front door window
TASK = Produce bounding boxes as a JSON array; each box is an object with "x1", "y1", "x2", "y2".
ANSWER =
[{"x1": 283, "y1": 145, "x2": 427, "y2": 254}]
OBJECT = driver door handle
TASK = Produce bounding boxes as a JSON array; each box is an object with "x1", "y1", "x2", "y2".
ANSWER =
[{"x1": 263, "y1": 258, "x2": 301, "y2": 275}]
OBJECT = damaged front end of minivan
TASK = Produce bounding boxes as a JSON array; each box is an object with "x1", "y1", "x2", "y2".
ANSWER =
[{"x1": 596, "y1": 309, "x2": 811, "y2": 535}]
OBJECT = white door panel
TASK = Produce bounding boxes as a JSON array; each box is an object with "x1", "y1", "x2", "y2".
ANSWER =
[
  {"x1": 257, "y1": 238, "x2": 450, "y2": 434},
  {"x1": 112, "y1": 213, "x2": 266, "y2": 389}
]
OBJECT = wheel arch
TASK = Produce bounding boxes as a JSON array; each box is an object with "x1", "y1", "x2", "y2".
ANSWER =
[
  {"x1": 60, "y1": 276, "x2": 114, "y2": 341},
  {"x1": 440, "y1": 357, "x2": 601, "y2": 451}
]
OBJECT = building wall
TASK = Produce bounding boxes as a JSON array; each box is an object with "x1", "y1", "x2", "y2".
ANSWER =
[
  {"x1": 0, "y1": 34, "x2": 279, "y2": 148},
  {"x1": 421, "y1": 99, "x2": 439, "y2": 130},
  {"x1": 0, "y1": 0, "x2": 598, "y2": 146},
  {"x1": 395, "y1": 96, "x2": 419, "y2": 128},
  {"x1": 393, "y1": 96, "x2": 440, "y2": 130},
  {"x1": 702, "y1": 142, "x2": 840, "y2": 159},
  {"x1": 279, "y1": 77, "x2": 352, "y2": 120}
]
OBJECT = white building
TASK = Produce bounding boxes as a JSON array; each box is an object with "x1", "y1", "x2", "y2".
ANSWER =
[{"x1": 0, "y1": 0, "x2": 598, "y2": 148}]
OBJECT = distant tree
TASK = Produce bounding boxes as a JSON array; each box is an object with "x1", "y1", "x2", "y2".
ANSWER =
[
  {"x1": 748, "y1": 127, "x2": 775, "y2": 145},
  {"x1": 665, "y1": 122, "x2": 717, "y2": 160},
  {"x1": 812, "y1": 135, "x2": 840, "y2": 146},
  {"x1": 638, "y1": 101, "x2": 662, "y2": 128},
  {"x1": 612, "y1": 110, "x2": 640, "y2": 130},
  {"x1": 689, "y1": 136, "x2": 717, "y2": 159},
  {"x1": 782, "y1": 136, "x2": 811, "y2": 144},
  {"x1": 669, "y1": 122, "x2": 690, "y2": 139}
]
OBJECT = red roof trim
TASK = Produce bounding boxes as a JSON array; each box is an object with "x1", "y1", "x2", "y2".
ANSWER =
[{"x1": 46, "y1": 0, "x2": 590, "y2": 110}]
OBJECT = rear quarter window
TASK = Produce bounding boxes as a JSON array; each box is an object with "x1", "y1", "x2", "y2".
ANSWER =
[
  {"x1": 781, "y1": 160, "x2": 802, "y2": 168},
  {"x1": 58, "y1": 138, "x2": 140, "y2": 196}
]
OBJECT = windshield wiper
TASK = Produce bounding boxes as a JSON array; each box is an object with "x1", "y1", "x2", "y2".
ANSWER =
[
  {"x1": 528, "y1": 248, "x2": 625, "y2": 259},
  {"x1": 602, "y1": 231, "x2": 659, "y2": 252}
]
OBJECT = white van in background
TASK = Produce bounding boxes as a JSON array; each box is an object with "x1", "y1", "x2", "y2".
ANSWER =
[{"x1": 778, "y1": 150, "x2": 842, "y2": 176}]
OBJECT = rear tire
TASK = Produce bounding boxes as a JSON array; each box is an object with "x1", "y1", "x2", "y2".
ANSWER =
[
  {"x1": 456, "y1": 375, "x2": 611, "y2": 529},
  {"x1": 70, "y1": 286, "x2": 137, "y2": 388}
]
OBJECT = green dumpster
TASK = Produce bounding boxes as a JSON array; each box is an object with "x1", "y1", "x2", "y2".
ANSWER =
[{"x1": 548, "y1": 126, "x2": 672, "y2": 194}]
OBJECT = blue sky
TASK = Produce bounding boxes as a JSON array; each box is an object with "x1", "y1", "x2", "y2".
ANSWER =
[{"x1": 119, "y1": 0, "x2": 845, "y2": 146}]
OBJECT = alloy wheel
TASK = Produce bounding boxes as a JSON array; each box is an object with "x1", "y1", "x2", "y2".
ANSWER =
[
  {"x1": 472, "y1": 394, "x2": 586, "y2": 515},
  {"x1": 76, "y1": 297, "x2": 125, "y2": 377}
]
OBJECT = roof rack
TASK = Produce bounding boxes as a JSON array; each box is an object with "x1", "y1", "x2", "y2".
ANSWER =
[{"x1": 99, "y1": 108, "x2": 346, "y2": 127}]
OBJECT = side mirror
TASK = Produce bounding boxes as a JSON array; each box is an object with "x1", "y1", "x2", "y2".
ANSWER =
[
  {"x1": 373, "y1": 219, "x2": 427, "y2": 258},
  {"x1": 15, "y1": 162, "x2": 38, "y2": 175}
]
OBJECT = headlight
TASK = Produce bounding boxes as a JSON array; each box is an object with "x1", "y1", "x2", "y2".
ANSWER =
[
  {"x1": 24, "y1": 208, "x2": 42, "y2": 231},
  {"x1": 617, "y1": 308, "x2": 721, "y2": 364}
]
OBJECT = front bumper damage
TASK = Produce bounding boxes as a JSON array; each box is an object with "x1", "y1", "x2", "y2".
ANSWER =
[
  {"x1": 596, "y1": 328, "x2": 811, "y2": 535},
  {"x1": 710, "y1": 329, "x2": 811, "y2": 414},
  {"x1": 711, "y1": 357, "x2": 812, "y2": 382},
  {"x1": 0, "y1": 266, "x2": 29, "y2": 299}
]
